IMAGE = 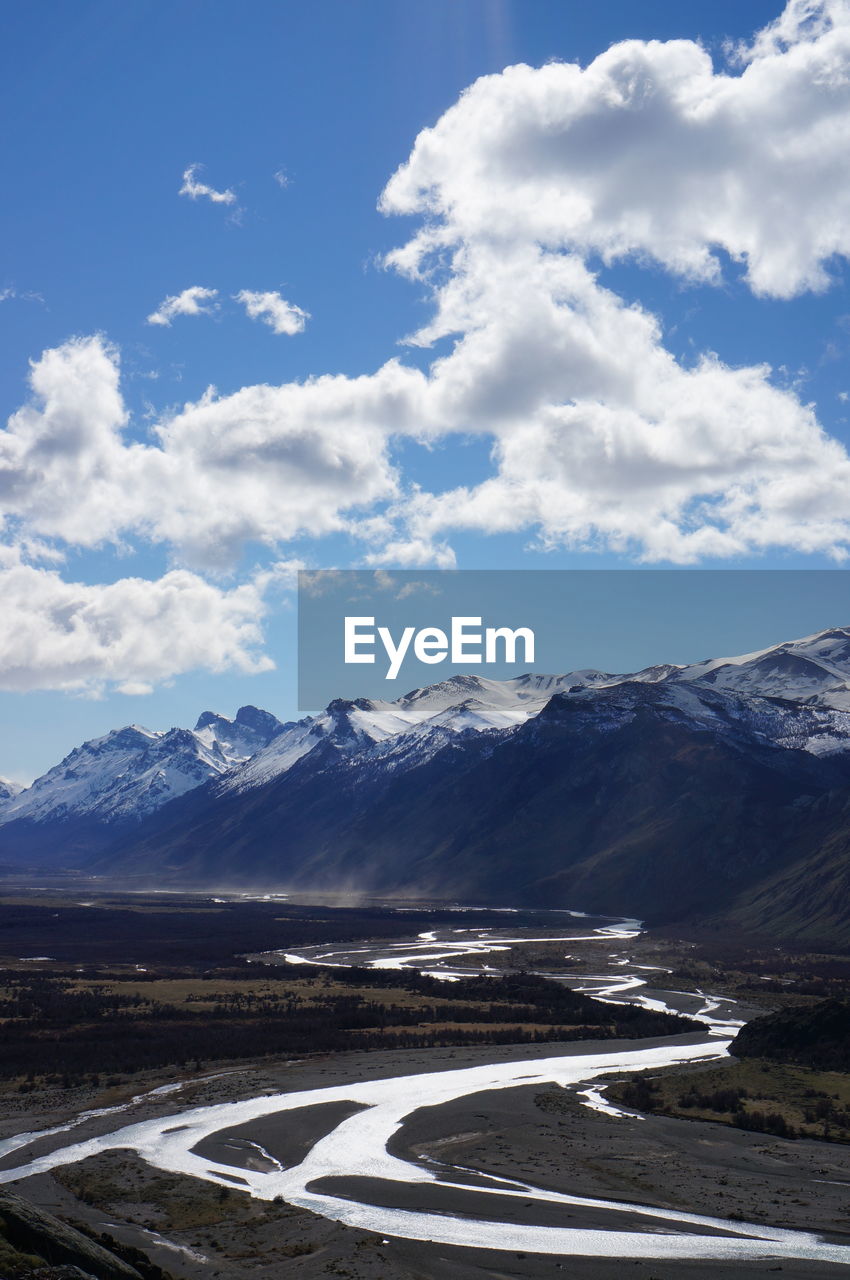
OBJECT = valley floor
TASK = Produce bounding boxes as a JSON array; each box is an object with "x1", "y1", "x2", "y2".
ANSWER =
[
  {"x1": 4, "y1": 1042, "x2": 850, "y2": 1280},
  {"x1": 2, "y1": 889, "x2": 850, "y2": 1278}
]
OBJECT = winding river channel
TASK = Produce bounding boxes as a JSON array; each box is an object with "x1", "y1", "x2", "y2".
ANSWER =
[{"x1": 2, "y1": 911, "x2": 850, "y2": 1267}]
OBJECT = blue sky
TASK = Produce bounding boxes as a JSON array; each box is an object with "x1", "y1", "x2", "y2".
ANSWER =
[{"x1": 2, "y1": 0, "x2": 850, "y2": 780}]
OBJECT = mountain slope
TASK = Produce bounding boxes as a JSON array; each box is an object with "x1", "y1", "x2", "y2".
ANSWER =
[
  {"x1": 96, "y1": 678, "x2": 850, "y2": 945},
  {"x1": 0, "y1": 777, "x2": 22, "y2": 807},
  {"x1": 732, "y1": 998, "x2": 850, "y2": 1071},
  {"x1": 7, "y1": 626, "x2": 850, "y2": 945},
  {"x1": 711, "y1": 788, "x2": 850, "y2": 944},
  {"x1": 0, "y1": 706, "x2": 285, "y2": 864},
  {"x1": 219, "y1": 673, "x2": 585, "y2": 794},
  {"x1": 671, "y1": 627, "x2": 850, "y2": 710}
]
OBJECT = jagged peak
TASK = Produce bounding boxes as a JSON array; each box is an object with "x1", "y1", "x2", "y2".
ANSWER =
[
  {"x1": 195, "y1": 710, "x2": 230, "y2": 732},
  {"x1": 235, "y1": 705, "x2": 283, "y2": 734}
]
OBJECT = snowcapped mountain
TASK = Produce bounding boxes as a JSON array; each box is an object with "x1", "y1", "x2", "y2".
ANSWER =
[
  {"x1": 667, "y1": 627, "x2": 850, "y2": 709},
  {"x1": 8, "y1": 625, "x2": 850, "y2": 931},
  {"x1": 219, "y1": 628, "x2": 850, "y2": 796},
  {"x1": 7, "y1": 625, "x2": 850, "y2": 831},
  {"x1": 222, "y1": 673, "x2": 585, "y2": 794},
  {"x1": 193, "y1": 706, "x2": 288, "y2": 764},
  {"x1": 0, "y1": 777, "x2": 23, "y2": 807},
  {"x1": 89, "y1": 624, "x2": 850, "y2": 949},
  {"x1": 0, "y1": 706, "x2": 285, "y2": 828}
]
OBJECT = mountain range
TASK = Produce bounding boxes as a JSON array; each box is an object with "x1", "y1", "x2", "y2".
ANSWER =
[{"x1": 4, "y1": 627, "x2": 850, "y2": 946}]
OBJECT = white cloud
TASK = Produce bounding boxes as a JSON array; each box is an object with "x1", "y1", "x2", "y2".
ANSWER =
[
  {"x1": 0, "y1": 336, "x2": 138, "y2": 548},
  {"x1": 0, "y1": 287, "x2": 44, "y2": 305},
  {"x1": 4, "y1": 0, "x2": 850, "y2": 701},
  {"x1": 146, "y1": 359, "x2": 415, "y2": 566},
  {"x1": 146, "y1": 286, "x2": 219, "y2": 327},
  {"x1": 364, "y1": 240, "x2": 850, "y2": 564},
  {"x1": 235, "y1": 289, "x2": 309, "y2": 335},
  {"x1": 366, "y1": 0, "x2": 850, "y2": 561},
  {"x1": 0, "y1": 547, "x2": 272, "y2": 695},
  {"x1": 740, "y1": 0, "x2": 850, "y2": 60},
  {"x1": 0, "y1": 335, "x2": 413, "y2": 567},
  {"x1": 179, "y1": 163, "x2": 237, "y2": 206},
  {"x1": 381, "y1": 0, "x2": 850, "y2": 299},
  {"x1": 365, "y1": 537, "x2": 457, "y2": 569}
]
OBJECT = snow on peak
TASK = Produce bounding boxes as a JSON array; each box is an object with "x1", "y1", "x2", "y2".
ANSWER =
[
  {"x1": 222, "y1": 671, "x2": 613, "y2": 794},
  {"x1": 1, "y1": 705, "x2": 285, "y2": 828},
  {"x1": 672, "y1": 625, "x2": 850, "y2": 709},
  {"x1": 0, "y1": 777, "x2": 23, "y2": 808},
  {"x1": 8, "y1": 623, "x2": 850, "y2": 826},
  {"x1": 228, "y1": 626, "x2": 850, "y2": 793}
]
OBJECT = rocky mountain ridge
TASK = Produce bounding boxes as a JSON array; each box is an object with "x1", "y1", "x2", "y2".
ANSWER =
[{"x1": 4, "y1": 627, "x2": 850, "y2": 945}]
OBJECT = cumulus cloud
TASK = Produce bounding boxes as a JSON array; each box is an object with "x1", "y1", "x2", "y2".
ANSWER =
[
  {"x1": 366, "y1": 0, "x2": 850, "y2": 561},
  {"x1": 366, "y1": 241, "x2": 850, "y2": 563},
  {"x1": 0, "y1": 547, "x2": 272, "y2": 695},
  {"x1": 1, "y1": 336, "x2": 139, "y2": 548},
  {"x1": 235, "y1": 289, "x2": 309, "y2": 335},
  {"x1": 146, "y1": 286, "x2": 219, "y2": 327},
  {"x1": 381, "y1": 0, "x2": 850, "y2": 299},
  {"x1": 365, "y1": 537, "x2": 457, "y2": 569},
  {"x1": 0, "y1": 335, "x2": 412, "y2": 567},
  {"x1": 149, "y1": 361, "x2": 412, "y2": 565},
  {"x1": 741, "y1": 0, "x2": 850, "y2": 59},
  {"x1": 7, "y1": 1, "x2": 850, "y2": 697},
  {"x1": 179, "y1": 163, "x2": 236, "y2": 206}
]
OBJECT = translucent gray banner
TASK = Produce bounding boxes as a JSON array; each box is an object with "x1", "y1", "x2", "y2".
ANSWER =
[{"x1": 297, "y1": 569, "x2": 850, "y2": 710}]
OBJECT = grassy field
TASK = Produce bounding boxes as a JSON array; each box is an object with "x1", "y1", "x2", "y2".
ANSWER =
[
  {"x1": 608, "y1": 1057, "x2": 850, "y2": 1142},
  {"x1": 0, "y1": 960, "x2": 693, "y2": 1090}
]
